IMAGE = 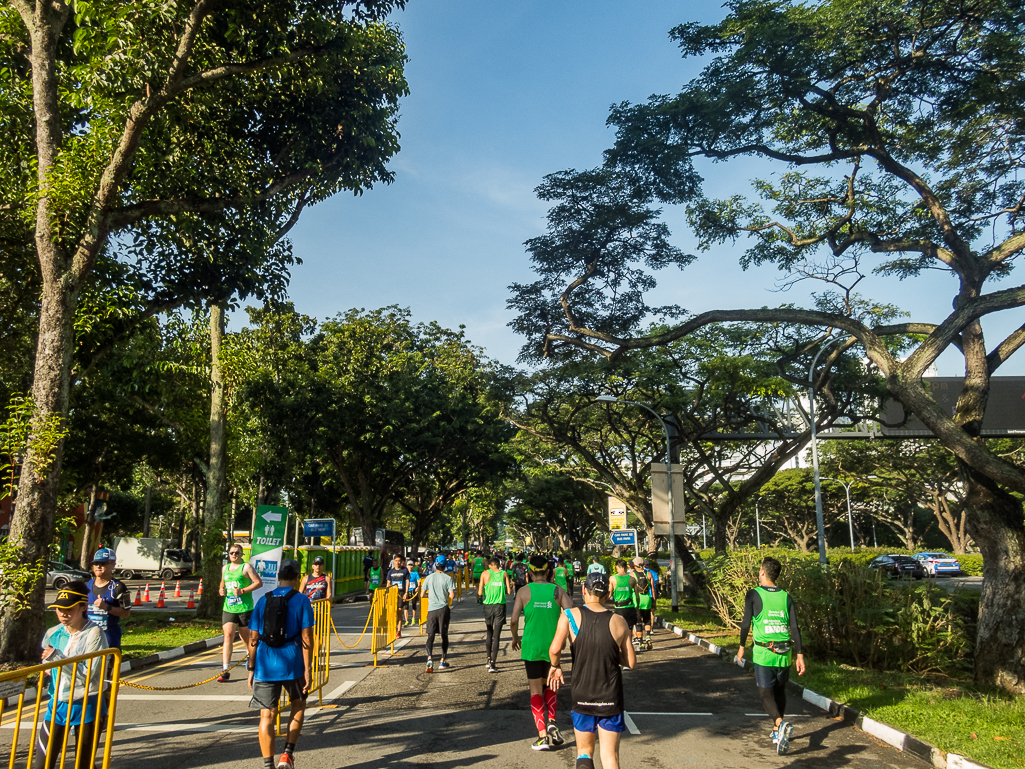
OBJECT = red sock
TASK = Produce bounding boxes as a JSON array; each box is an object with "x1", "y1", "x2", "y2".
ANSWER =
[
  {"x1": 544, "y1": 686, "x2": 557, "y2": 722},
  {"x1": 530, "y1": 694, "x2": 546, "y2": 733}
]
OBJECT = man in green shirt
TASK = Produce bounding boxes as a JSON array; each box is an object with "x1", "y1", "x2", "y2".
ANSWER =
[
  {"x1": 735, "y1": 557, "x2": 806, "y2": 756},
  {"x1": 630, "y1": 557, "x2": 655, "y2": 651},
  {"x1": 478, "y1": 556, "x2": 513, "y2": 673},
  {"x1": 511, "y1": 554, "x2": 573, "y2": 751},
  {"x1": 217, "y1": 544, "x2": 263, "y2": 683}
]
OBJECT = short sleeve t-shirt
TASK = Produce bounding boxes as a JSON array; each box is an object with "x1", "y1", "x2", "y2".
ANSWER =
[
  {"x1": 387, "y1": 567, "x2": 410, "y2": 591},
  {"x1": 252, "y1": 587, "x2": 315, "y2": 682},
  {"x1": 422, "y1": 571, "x2": 456, "y2": 611},
  {"x1": 86, "y1": 577, "x2": 131, "y2": 648}
]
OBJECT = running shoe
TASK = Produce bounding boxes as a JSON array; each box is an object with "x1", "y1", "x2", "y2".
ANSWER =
[
  {"x1": 438, "y1": 660, "x2": 451, "y2": 670},
  {"x1": 426, "y1": 658, "x2": 433, "y2": 673},
  {"x1": 277, "y1": 754, "x2": 294, "y2": 769},
  {"x1": 216, "y1": 671, "x2": 230, "y2": 683},
  {"x1": 776, "y1": 720, "x2": 791, "y2": 755},
  {"x1": 769, "y1": 729, "x2": 779, "y2": 744},
  {"x1": 547, "y1": 721, "x2": 565, "y2": 746},
  {"x1": 531, "y1": 736, "x2": 551, "y2": 751},
  {"x1": 487, "y1": 663, "x2": 497, "y2": 674}
]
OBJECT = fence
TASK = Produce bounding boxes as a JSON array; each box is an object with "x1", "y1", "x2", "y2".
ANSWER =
[
  {"x1": 0, "y1": 647, "x2": 122, "y2": 769},
  {"x1": 368, "y1": 587, "x2": 401, "y2": 666}
]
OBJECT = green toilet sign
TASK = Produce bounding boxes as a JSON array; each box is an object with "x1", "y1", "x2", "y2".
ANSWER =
[{"x1": 250, "y1": 504, "x2": 288, "y2": 603}]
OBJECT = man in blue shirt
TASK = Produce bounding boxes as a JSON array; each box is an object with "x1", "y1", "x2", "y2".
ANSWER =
[{"x1": 247, "y1": 560, "x2": 315, "y2": 769}]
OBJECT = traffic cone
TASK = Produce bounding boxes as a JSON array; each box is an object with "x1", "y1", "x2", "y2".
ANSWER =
[
  {"x1": 173, "y1": 581, "x2": 181, "y2": 598},
  {"x1": 143, "y1": 583, "x2": 151, "y2": 602},
  {"x1": 159, "y1": 581, "x2": 166, "y2": 595},
  {"x1": 133, "y1": 589, "x2": 142, "y2": 606},
  {"x1": 156, "y1": 588, "x2": 166, "y2": 608},
  {"x1": 197, "y1": 578, "x2": 203, "y2": 596},
  {"x1": 186, "y1": 589, "x2": 195, "y2": 609}
]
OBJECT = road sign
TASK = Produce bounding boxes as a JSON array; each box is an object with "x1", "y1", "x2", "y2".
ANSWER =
[
  {"x1": 251, "y1": 504, "x2": 288, "y2": 604},
  {"x1": 610, "y1": 529, "x2": 637, "y2": 547},
  {"x1": 303, "y1": 519, "x2": 336, "y2": 539},
  {"x1": 650, "y1": 463, "x2": 686, "y2": 536},
  {"x1": 608, "y1": 496, "x2": 627, "y2": 530}
]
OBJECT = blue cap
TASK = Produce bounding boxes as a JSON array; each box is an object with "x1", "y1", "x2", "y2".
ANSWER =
[
  {"x1": 435, "y1": 555, "x2": 447, "y2": 566},
  {"x1": 92, "y1": 547, "x2": 116, "y2": 564}
]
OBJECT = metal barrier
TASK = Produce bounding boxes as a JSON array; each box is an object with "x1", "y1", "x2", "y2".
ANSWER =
[
  {"x1": 275, "y1": 596, "x2": 332, "y2": 736},
  {"x1": 0, "y1": 647, "x2": 121, "y2": 769},
  {"x1": 455, "y1": 570, "x2": 462, "y2": 601},
  {"x1": 368, "y1": 587, "x2": 400, "y2": 666}
]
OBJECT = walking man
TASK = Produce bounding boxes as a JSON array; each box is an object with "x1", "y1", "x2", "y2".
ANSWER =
[
  {"x1": 218, "y1": 543, "x2": 263, "y2": 683},
  {"x1": 386, "y1": 553, "x2": 410, "y2": 638},
  {"x1": 548, "y1": 573, "x2": 635, "y2": 769},
  {"x1": 609, "y1": 560, "x2": 638, "y2": 651},
  {"x1": 586, "y1": 556, "x2": 606, "y2": 576},
  {"x1": 735, "y1": 557, "x2": 806, "y2": 755},
  {"x1": 510, "y1": 554, "x2": 573, "y2": 751},
  {"x1": 247, "y1": 560, "x2": 314, "y2": 769},
  {"x1": 630, "y1": 557, "x2": 655, "y2": 651},
  {"x1": 86, "y1": 547, "x2": 131, "y2": 649},
  {"x1": 478, "y1": 556, "x2": 513, "y2": 672},
  {"x1": 421, "y1": 555, "x2": 456, "y2": 672}
]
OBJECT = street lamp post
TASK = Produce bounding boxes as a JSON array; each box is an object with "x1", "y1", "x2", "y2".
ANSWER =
[
  {"x1": 595, "y1": 395, "x2": 680, "y2": 612},
  {"x1": 821, "y1": 477, "x2": 855, "y2": 550},
  {"x1": 755, "y1": 500, "x2": 761, "y2": 548}
]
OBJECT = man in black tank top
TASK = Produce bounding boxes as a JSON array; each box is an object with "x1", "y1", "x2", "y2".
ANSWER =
[{"x1": 547, "y1": 572, "x2": 635, "y2": 769}]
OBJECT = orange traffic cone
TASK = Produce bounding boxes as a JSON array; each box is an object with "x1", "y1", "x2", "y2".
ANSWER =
[
  {"x1": 173, "y1": 580, "x2": 181, "y2": 598},
  {"x1": 133, "y1": 589, "x2": 142, "y2": 606},
  {"x1": 143, "y1": 583, "x2": 151, "y2": 602},
  {"x1": 186, "y1": 589, "x2": 195, "y2": 609},
  {"x1": 156, "y1": 588, "x2": 166, "y2": 608},
  {"x1": 159, "y1": 581, "x2": 166, "y2": 595},
  {"x1": 197, "y1": 578, "x2": 203, "y2": 596}
]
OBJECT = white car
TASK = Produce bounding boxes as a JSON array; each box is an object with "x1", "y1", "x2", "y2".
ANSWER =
[{"x1": 912, "y1": 552, "x2": 961, "y2": 576}]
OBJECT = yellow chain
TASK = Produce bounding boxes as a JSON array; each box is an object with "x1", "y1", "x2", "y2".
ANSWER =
[
  {"x1": 119, "y1": 656, "x2": 248, "y2": 691},
  {"x1": 331, "y1": 604, "x2": 373, "y2": 649}
]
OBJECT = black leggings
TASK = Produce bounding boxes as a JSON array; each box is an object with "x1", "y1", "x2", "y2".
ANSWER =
[
  {"x1": 754, "y1": 664, "x2": 790, "y2": 722},
  {"x1": 34, "y1": 719, "x2": 99, "y2": 769},
  {"x1": 483, "y1": 604, "x2": 506, "y2": 663},
  {"x1": 425, "y1": 607, "x2": 451, "y2": 659}
]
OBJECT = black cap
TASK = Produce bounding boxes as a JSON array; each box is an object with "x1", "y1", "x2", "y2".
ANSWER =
[
  {"x1": 312, "y1": 555, "x2": 325, "y2": 565},
  {"x1": 49, "y1": 581, "x2": 90, "y2": 609},
  {"x1": 278, "y1": 559, "x2": 301, "y2": 580},
  {"x1": 584, "y1": 572, "x2": 609, "y2": 596}
]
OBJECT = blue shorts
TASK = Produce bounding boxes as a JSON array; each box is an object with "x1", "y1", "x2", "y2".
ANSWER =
[{"x1": 571, "y1": 711, "x2": 626, "y2": 733}]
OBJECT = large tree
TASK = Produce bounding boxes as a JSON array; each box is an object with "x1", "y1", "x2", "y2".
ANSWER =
[
  {"x1": 0, "y1": 0, "x2": 408, "y2": 661},
  {"x1": 515, "y1": 0, "x2": 1025, "y2": 692}
]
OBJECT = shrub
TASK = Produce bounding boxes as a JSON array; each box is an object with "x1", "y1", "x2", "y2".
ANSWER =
[{"x1": 957, "y1": 554, "x2": 983, "y2": 576}]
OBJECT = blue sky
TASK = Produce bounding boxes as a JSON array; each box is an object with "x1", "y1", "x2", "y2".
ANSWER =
[{"x1": 280, "y1": 1, "x2": 1022, "y2": 377}]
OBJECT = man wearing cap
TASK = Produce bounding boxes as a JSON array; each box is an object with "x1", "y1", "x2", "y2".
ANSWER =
[
  {"x1": 86, "y1": 547, "x2": 132, "y2": 649},
  {"x1": 420, "y1": 555, "x2": 456, "y2": 672},
  {"x1": 629, "y1": 557, "x2": 655, "y2": 651},
  {"x1": 38, "y1": 581, "x2": 109, "y2": 769},
  {"x1": 247, "y1": 559, "x2": 314, "y2": 769},
  {"x1": 299, "y1": 556, "x2": 331, "y2": 602},
  {"x1": 548, "y1": 572, "x2": 635, "y2": 769}
]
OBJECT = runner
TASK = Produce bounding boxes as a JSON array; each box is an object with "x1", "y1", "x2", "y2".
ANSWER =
[
  {"x1": 421, "y1": 555, "x2": 457, "y2": 672},
  {"x1": 365, "y1": 557, "x2": 382, "y2": 598},
  {"x1": 510, "y1": 554, "x2": 573, "y2": 751},
  {"x1": 472, "y1": 551, "x2": 486, "y2": 584},
  {"x1": 85, "y1": 547, "x2": 131, "y2": 649},
  {"x1": 299, "y1": 556, "x2": 332, "y2": 602},
  {"x1": 564, "y1": 555, "x2": 576, "y2": 596},
  {"x1": 405, "y1": 559, "x2": 422, "y2": 627},
  {"x1": 735, "y1": 557, "x2": 806, "y2": 755},
  {"x1": 478, "y1": 556, "x2": 513, "y2": 672},
  {"x1": 548, "y1": 572, "x2": 635, "y2": 769},
  {"x1": 630, "y1": 557, "x2": 655, "y2": 650},
  {"x1": 511, "y1": 554, "x2": 529, "y2": 593},
  {"x1": 553, "y1": 558, "x2": 569, "y2": 594},
  {"x1": 246, "y1": 560, "x2": 314, "y2": 769},
  {"x1": 587, "y1": 556, "x2": 607, "y2": 575},
  {"x1": 386, "y1": 554, "x2": 410, "y2": 639},
  {"x1": 218, "y1": 543, "x2": 263, "y2": 683},
  {"x1": 609, "y1": 560, "x2": 638, "y2": 653}
]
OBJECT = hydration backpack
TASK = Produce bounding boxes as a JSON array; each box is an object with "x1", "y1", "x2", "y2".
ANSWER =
[
  {"x1": 260, "y1": 589, "x2": 299, "y2": 648},
  {"x1": 634, "y1": 570, "x2": 650, "y2": 595},
  {"x1": 513, "y1": 562, "x2": 528, "y2": 584}
]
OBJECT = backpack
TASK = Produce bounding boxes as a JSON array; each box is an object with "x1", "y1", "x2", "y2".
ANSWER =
[
  {"x1": 634, "y1": 569, "x2": 650, "y2": 595},
  {"x1": 260, "y1": 589, "x2": 299, "y2": 648},
  {"x1": 513, "y1": 562, "x2": 528, "y2": 584}
]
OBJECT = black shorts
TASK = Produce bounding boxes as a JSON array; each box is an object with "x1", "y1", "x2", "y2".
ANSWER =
[
  {"x1": 614, "y1": 607, "x2": 637, "y2": 628},
  {"x1": 523, "y1": 659, "x2": 550, "y2": 680},
  {"x1": 249, "y1": 679, "x2": 307, "y2": 711},
  {"x1": 754, "y1": 664, "x2": 791, "y2": 690},
  {"x1": 637, "y1": 608, "x2": 652, "y2": 627},
  {"x1": 222, "y1": 610, "x2": 252, "y2": 627},
  {"x1": 390, "y1": 588, "x2": 405, "y2": 608},
  {"x1": 483, "y1": 603, "x2": 506, "y2": 627},
  {"x1": 425, "y1": 606, "x2": 451, "y2": 637}
]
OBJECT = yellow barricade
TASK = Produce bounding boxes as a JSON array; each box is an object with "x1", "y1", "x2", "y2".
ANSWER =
[
  {"x1": 0, "y1": 647, "x2": 121, "y2": 769},
  {"x1": 276, "y1": 596, "x2": 332, "y2": 735},
  {"x1": 420, "y1": 589, "x2": 428, "y2": 635},
  {"x1": 455, "y1": 570, "x2": 462, "y2": 601},
  {"x1": 369, "y1": 587, "x2": 401, "y2": 666}
]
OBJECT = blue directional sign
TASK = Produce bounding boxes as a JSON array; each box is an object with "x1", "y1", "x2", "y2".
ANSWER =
[
  {"x1": 303, "y1": 519, "x2": 336, "y2": 539},
  {"x1": 610, "y1": 529, "x2": 637, "y2": 547}
]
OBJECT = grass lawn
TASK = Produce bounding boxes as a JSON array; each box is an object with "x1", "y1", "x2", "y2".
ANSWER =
[
  {"x1": 655, "y1": 601, "x2": 1023, "y2": 769},
  {"x1": 120, "y1": 611, "x2": 221, "y2": 660}
]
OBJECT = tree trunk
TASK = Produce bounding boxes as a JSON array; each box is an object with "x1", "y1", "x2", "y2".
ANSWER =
[
  {"x1": 0, "y1": 270, "x2": 79, "y2": 663},
  {"x1": 143, "y1": 484, "x2": 152, "y2": 537},
  {"x1": 963, "y1": 475, "x2": 1025, "y2": 693},
  {"x1": 78, "y1": 486, "x2": 98, "y2": 570},
  {"x1": 198, "y1": 304, "x2": 228, "y2": 619}
]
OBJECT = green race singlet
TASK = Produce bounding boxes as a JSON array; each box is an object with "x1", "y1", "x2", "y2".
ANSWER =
[
  {"x1": 368, "y1": 566, "x2": 382, "y2": 589},
  {"x1": 553, "y1": 566, "x2": 568, "y2": 591},
  {"x1": 611, "y1": 574, "x2": 635, "y2": 609},
  {"x1": 520, "y1": 582, "x2": 560, "y2": 661},
  {"x1": 634, "y1": 569, "x2": 654, "y2": 610},
  {"x1": 752, "y1": 586, "x2": 792, "y2": 667},
  {"x1": 223, "y1": 562, "x2": 254, "y2": 614},
  {"x1": 483, "y1": 568, "x2": 506, "y2": 604}
]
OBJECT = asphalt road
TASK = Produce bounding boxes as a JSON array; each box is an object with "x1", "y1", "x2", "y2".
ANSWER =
[{"x1": 5, "y1": 590, "x2": 932, "y2": 768}]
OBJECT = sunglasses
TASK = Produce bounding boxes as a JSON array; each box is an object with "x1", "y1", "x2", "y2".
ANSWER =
[{"x1": 229, "y1": 550, "x2": 242, "y2": 556}]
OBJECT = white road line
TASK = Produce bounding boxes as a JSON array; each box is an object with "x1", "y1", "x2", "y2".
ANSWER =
[
  {"x1": 623, "y1": 712, "x2": 640, "y2": 735},
  {"x1": 117, "y1": 695, "x2": 251, "y2": 701},
  {"x1": 323, "y1": 680, "x2": 358, "y2": 702},
  {"x1": 114, "y1": 723, "x2": 256, "y2": 734},
  {"x1": 628, "y1": 711, "x2": 713, "y2": 716}
]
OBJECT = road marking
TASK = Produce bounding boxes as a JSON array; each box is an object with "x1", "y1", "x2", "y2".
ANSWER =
[
  {"x1": 623, "y1": 712, "x2": 640, "y2": 735},
  {"x1": 323, "y1": 680, "x2": 358, "y2": 702},
  {"x1": 117, "y1": 694, "x2": 251, "y2": 701},
  {"x1": 628, "y1": 711, "x2": 713, "y2": 716},
  {"x1": 112, "y1": 723, "x2": 256, "y2": 734}
]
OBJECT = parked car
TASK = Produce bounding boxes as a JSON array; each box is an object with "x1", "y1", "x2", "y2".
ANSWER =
[
  {"x1": 47, "y1": 561, "x2": 91, "y2": 590},
  {"x1": 912, "y1": 551, "x2": 962, "y2": 576},
  {"x1": 867, "y1": 554, "x2": 925, "y2": 580}
]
